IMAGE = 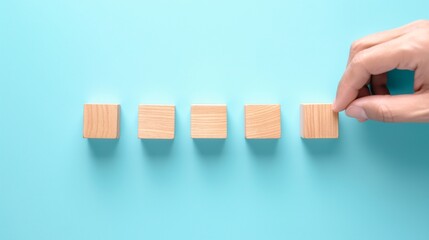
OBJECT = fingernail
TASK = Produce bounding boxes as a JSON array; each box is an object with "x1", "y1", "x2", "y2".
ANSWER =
[
  {"x1": 332, "y1": 100, "x2": 339, "y2": 112},
  {"x1": 346, "y1": 106, "x2": 368, "y2": 122}
]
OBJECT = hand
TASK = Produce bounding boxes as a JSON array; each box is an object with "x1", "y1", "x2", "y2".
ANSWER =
[{"x1": 333, "y1": 20, "x2": 429, "y2": 122}]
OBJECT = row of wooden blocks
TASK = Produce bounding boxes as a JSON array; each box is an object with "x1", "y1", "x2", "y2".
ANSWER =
[{"x1": 83, "y1": 104, "x2": 339, "y2": 139}]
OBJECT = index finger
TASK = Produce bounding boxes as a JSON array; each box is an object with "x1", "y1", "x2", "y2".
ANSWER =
[{"x1": 333, "y1": 36, "x2": 413, "y2": 112}]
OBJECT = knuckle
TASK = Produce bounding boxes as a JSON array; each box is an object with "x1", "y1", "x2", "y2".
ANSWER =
[
  {"x1": 349, "y1": 51, "x2": 367, "y2": 68},
  {"x1": 395, "y1": 34, "x2": 423, "y2": 66},
  {"x1": 350, "y1": 40, "x2": 364, "y2": 54},
  {"x1": 398, "y1": 43, "x2": 415, "y2": 57},
  {"x1": 376, "y1": 104, "x2": 394, "y2": 122}
]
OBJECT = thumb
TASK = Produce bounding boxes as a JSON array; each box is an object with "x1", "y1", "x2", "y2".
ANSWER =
[{"x1": 345, "y1": 93, "x2": 429, "y2": 122}]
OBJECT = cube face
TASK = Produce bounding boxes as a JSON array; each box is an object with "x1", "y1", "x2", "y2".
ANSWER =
[
  {"x1": 83, "y1": 104, "x2": 120, "y2": 139},
  {"x1": 245, "y1": 104, "x2": 281, "y2": 139},
  {"x1": 300, "y1": 104, "x2": 339, "y2": 139},
  {"x1": 191, "y1": 105, "x2": 227, "y2": 139},
  {"x1": 138, "y1": 105, "x2": 175, "y2": 139}
]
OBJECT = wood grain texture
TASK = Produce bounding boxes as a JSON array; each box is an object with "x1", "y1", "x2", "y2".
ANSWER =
[
  {"x1": 83, "y1": 104, "x2": 120, "y2": 139},
  {"x1": 245, "y1": 104, "x2": 281, "y2": 139},
  {"x1": 300, "y1": 104, "x2": 339, "y2": 139},
  {"x1": 138, "y1": 105, "x2": 175, "y2": 139},
  {"x1": 191, "y1": 105, "x2": 227, "y2": 139}
]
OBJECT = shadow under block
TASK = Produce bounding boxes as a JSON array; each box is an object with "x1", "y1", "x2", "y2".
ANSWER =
[
  {"x1": 300, "y1": 104, "x2": 339, "y2": 139},
  {"x1": 245, "y1": 104, "x2": 281, "y2": 139},
  {"x1": 83, "y1": 104, "x2": 120, "y2": 139},
  {"x1": 191, "y1": 105, "x2": 227, "y2": 139},
  {"x1": 138, "y1": 105, "x2": 175, "y2": 139}
]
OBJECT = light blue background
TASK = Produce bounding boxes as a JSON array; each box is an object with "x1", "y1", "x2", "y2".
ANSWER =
[{"x1": 1, "y1": 0, "x2": 429, "y2": 239}]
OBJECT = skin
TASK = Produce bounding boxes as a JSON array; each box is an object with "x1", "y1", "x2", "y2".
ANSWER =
[{"x1": 333, "y1": 20, "x2": 429, "y2": 122}]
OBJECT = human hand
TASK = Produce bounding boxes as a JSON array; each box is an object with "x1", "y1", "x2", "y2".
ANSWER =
[{"x1": 333, "y1": 20, "x2": 429, "y2": 122}]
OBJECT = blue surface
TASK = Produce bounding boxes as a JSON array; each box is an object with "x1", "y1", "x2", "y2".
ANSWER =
[{"x1": 1, "y1": 0, "x2": 429, "y2": 239}]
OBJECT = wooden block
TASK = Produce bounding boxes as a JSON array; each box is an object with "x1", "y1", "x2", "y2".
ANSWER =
[
  {"x1": 300, "y1": 104, "x2": 339, "y2": 139},
  {"x1": 138, "y1": 105, "x2": 175, "y2": 139},
  {"x1": 83, "y1": 104, "x2": 120, "y2": 139},
  {"x1": 191, "y1": 105, "x2": 227, "y2": 139},
  {"x1": 245, "y1": 104, "x2": 281, "y2": 139}
]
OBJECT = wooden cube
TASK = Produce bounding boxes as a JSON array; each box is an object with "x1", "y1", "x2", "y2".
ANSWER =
[
  {"x1": 83, "y1": 104, "x2": 120, "y2": 139},
  {"x1": 191, "y1": 105, "x2": 227, "y2": 139},
  {"x1": 138, "y1": 105, "x2": 175, "y2": 139},
  {"x1": 300, "y1": 104, "x2": 339, "y2": 139},
  {"x1": 245, "y1": 104, "x2": 281, "y2": 139}
]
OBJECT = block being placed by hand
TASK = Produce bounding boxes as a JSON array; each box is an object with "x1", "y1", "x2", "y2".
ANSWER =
[
  {"x1": 138, "y1": 105, "x2": 175, "y2": 139},
  {"x1": 191, "y1": 105, "x2": 227, "y2": 139},
  {"x1": 245, "y1": 104, "x2": 281, "y2": 139},
  {"x1": 83, "y1": 104, "x2": 120, "y2": 139},
  {"x1": 300, "y1": 103, "x2": 339, "y2": 139}
]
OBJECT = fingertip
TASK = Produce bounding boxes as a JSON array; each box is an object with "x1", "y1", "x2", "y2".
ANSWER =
[
  {"x1": 345, "y1": 105, "x2": 368, "y2": 122},
  {"x1": 332, "y1": 100, "x2": 338, "y2": 112},
  {"x1": 332, "y1": 100, "x2": 343, "y2": 112}
]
